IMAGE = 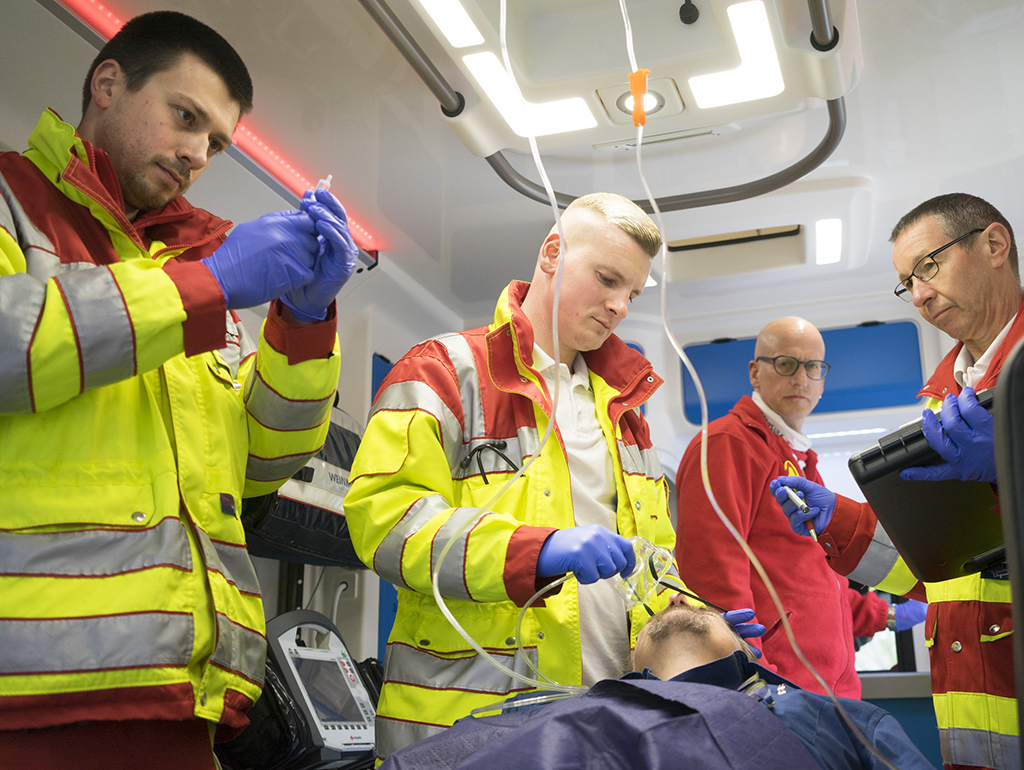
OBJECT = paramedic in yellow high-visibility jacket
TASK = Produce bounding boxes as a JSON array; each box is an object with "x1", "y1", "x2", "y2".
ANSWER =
[
  {"x1": 347, "y1": 193, "x2": 711, "y2": 761},
  {"x1": 0, "y1": 12, "x2": 358, "y2": 770}
]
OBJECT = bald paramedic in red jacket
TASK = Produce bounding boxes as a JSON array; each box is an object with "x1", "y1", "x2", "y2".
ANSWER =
[{"x1": 675, "y1": 317, "x2": 921, "y2": 698}]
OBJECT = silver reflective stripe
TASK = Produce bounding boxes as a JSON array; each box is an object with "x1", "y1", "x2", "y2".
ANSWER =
[
  {"x1": 194, "y1": 527, "x2": 262, "y2": 596},
  {"x1": 940, "y1": 726, "x2": 1019, "y2": 769},
  {"x1": 0, "y1": 612, "x2": 193, "y2": 674},
  {"x1": 0, "y1": 170, "x2": 58, "y2": 267},
  {"x1": 56, "y1": 267, "x2": 135, "y2": 391},
  {"x1": 26, "y1": 251, "x2": 59, "y2": 280},
  {"x1": 375, "y1": 495, "x2": 452, "y2": 590},
  {"x1": 210, "y1": 612, "x2": 266, "y2": 684},
  {"x1": 0, "y1": 176, "x2": 17, "y2": 241},
  {"x1": 376, "y1": 717, "x2": 446, "y2": 760},
  {"x1": 0, "y1": 518, "x2": 191, "y2": 576},
  {"x1": 847, "y1": 522, "x2": 901, "y2": 587},
  {"x1": 438, "y1": 332, "x2": 483, "y2": 434},
  {"x1": 372, "y1": 380, "x2": 462, "y2": 471},
  {"x1": 454, "y1": 436, "x2": 525, "y2": 480},
  {"x1": 0, "y1": 273, "x2": 46, "y2": 413},
  {"x1": 518, "y1": 424, "x2": 540, "y2": 460},
  {"x1": 618, "y1": 440, "x2": 663, "y2": 481},
  {"x1": 244, "y1": 369, "x2": 332, "y2": 432},
  {"x1": 247, "y1": 451, "x2": 315, "y2": 483},
  {"x1": 384, "y1": 641, "x2": 539, "y2": 694},
  {"x1": 431, "y1": 507, "x2": 489, "y2": 600},
  {"x1": 24, "y1": 255, "x2": 98, "y2": 281}
]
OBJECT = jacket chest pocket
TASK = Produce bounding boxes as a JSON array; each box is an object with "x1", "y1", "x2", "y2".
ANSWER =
[
  {"x1": 454, "y1": 471, "x2": 529, "y2": 515},
  {"x1": 622, "y1": 474, "x2": 665, "y2": 539}
]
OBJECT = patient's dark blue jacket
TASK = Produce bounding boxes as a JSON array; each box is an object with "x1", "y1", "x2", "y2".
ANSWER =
[{"x1": 380, "y1": 652, "x2": 935, "y2": 770}]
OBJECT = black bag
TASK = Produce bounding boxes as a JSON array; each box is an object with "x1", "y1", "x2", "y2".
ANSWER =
[{"x1": 242, "y1": 408, "x2": 367, "y2": 569}]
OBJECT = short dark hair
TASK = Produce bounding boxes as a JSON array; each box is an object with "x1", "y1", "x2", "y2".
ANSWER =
[
  {"x1": 81, "y1": 11, "x2": 253, "y2": 118},
  {"x1": 890, "y1": 193, "x2": 1019, "y2": 281}
]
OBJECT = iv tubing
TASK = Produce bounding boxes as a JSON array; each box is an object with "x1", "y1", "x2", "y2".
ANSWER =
[
  {"x1": 615, "y1": 2, "x2": 895, "y2": 767},
  {"x1": 426, "y1": 0, "x2": 585, "y2": 698},
  {"x1": 514, "y1": 574, "x2": 574, "y2": 686}
]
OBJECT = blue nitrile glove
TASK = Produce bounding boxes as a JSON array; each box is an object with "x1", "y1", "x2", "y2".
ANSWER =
[
  {"x1": 281, "y1": 188, "x2": 359, "y2": 323},
  {"x1": 201, "y1": 209, "x2": 320, "y2": 309},
  {"x1": 900, "y1": 387, "x2": 997, "y2": 483},
  {"x1": 770, "y1": 476, "x2": 837, "y2": 538},
  {"x1": 893, "y1": 599, "x2": 928, "y2": 632},
  {"x1": 721, "y1": 608, "x2": 766, "y2": 658},
  {"x1": 536, "y1": 525, "x2": 636, "y2": 585}
]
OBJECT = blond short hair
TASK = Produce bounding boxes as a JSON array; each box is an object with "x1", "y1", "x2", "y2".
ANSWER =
[{"x1": 565, "y1": 193, "x2": 662, "y2": 258}]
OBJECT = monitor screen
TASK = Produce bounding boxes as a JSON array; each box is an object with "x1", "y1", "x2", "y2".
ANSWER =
[{"x1": 290, "y1": 655, "x2": 366, "y2": 725}]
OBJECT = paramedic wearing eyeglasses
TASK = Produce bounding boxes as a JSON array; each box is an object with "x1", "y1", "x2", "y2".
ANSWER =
[
  {"x1": 675, "y1": 318, "x2": 924, "y2": 699},
  {"x1": 0, "y1": 12, "x2": 358, "y2": 768},
  {"x1": 344, "y1": 193, "x2": 763, "y2": 760},
  {"x1": 773, "y1": 193, "x2": 1024, "y2": 770}
]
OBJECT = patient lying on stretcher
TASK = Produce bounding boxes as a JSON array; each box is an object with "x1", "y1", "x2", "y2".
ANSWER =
[{"x1": 380, "y1": 601, "x2": 935, "y2": 770}]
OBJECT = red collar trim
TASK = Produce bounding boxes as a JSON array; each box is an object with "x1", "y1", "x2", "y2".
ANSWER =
[
  {"x1": 61, "y1": 131, "x2": 228, "y2": 254},
  {"x1": 920, "y1": 295, "x2": 1024, "y2": 399},
  {"x1": 487, "y1": 280, "x2": 662, "y2": 409}
]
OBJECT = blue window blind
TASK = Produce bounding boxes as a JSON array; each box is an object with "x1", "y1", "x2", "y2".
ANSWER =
[{"x1": 681, "y1": 321, "x2": 924, "y2": 424}]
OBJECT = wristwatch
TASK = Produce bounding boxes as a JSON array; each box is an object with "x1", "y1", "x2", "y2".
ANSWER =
[{"x1": 886, "y1": 604, "x2": 897, "y2": 632}]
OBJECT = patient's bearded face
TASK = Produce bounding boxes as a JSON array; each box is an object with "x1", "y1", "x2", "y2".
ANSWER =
[
  {"x1": 652, "y1": 602, "x2": 721, "y2": 638},
  {"x1": 634, "y1": 604, "x2": 744, "y2": 674}
]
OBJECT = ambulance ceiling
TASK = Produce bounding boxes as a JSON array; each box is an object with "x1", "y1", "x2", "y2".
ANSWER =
[{"x1": 4, "y1": 0, "x2": 1024, "y2": 328}]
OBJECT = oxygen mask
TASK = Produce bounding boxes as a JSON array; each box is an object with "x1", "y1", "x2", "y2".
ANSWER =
[{"x1": 614, "y1": 536, "x2": 673, "y2": 610}]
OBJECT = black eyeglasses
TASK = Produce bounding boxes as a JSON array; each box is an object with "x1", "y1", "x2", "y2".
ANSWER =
[
  {"x1": 755, "y1": 355, "x2": 830, "y2": 380},
  {"x1": 894, "y1": 228, "x2": 984, "y2": 302}
]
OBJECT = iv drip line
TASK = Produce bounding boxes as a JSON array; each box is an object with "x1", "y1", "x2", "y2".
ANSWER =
[
  {"x1": 614, "y1": 2, "x2": 897, "y2": 766},
  {"x1": 424, "y1": 9, "x2": 902, "y2": 762},
  {"x1": 426, "y1": 0, "x2": 585, "y2": 699}
]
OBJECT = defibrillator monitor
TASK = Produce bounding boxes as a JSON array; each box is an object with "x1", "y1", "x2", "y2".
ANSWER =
[
  {"x1": 266, "y1": 610, "x2": 375, "y2": 764},
  {"x1": 848, "y1": 389, "x2": 1004, "y2": 584}
]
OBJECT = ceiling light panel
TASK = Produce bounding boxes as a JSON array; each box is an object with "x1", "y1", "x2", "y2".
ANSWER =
[
  {"x1": 815, "y1": 218, "x2": 843, "y2": 265},
  {"x1": 417, "y1": 0, "x2": 484, "y2": 48},
  {"x1": 688, "y1": 1, "x2": 785, "y2": 109},
  {"x1": 409, "y1": 0, "x2": 862, "y2": 157},
  {"x1": 462, "y1": 52, "x2": 598, "y2": 137}
]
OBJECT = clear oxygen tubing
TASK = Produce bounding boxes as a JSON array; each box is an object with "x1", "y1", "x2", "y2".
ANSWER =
[
  {"x1": 615, "y1": 3, "x2": 896, "y2": 768},
  {"x1": 425, "y1": 0, "x2": 587, "y2": 698},
  {"x1": 512, "y1": 575, "x2": 574, "y2": 687}
]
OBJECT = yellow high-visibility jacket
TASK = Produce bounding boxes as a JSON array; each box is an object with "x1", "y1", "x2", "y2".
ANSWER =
[
  {"x1": 0, "y1": 111, "x2": 340, "y2": 739},
  {"x1": 345, "y1": 281, "x2": 680, "y2": 760}
]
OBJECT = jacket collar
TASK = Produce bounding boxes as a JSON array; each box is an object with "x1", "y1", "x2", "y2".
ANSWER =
[
  {"x1": 920, "y1": 295, "x2": 1024, "y2": 400},
  {"x1": 487, "y1": 280, "x2": 663, "y2": 407},
  {"x1": 25, "y1": 110, "x2": 230, "y2": 255},
  {"x1": 729, "y1": 395, "x2": 819, "y2": 477},
  {"x1": 621, "y1": 650, "x2": 799, "y2": 692}
]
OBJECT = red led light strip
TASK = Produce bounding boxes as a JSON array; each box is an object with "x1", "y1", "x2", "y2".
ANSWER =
[{"x1": 55, "y1": 0, "x2": 376, "y2": 249}]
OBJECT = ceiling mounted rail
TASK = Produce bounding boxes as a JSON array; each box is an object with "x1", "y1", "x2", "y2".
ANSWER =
[{"x1": 358, "y1": 0, "x2": 846, "y2": 212}]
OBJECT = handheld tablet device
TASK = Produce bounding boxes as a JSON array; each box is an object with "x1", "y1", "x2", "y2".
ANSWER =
[{"x1": 847, "y1": 390, "x2": 1003, "y2": 583}]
